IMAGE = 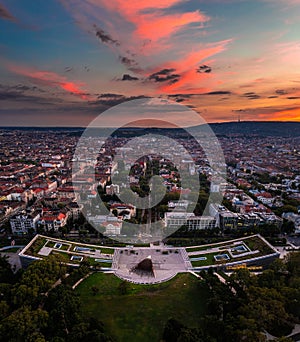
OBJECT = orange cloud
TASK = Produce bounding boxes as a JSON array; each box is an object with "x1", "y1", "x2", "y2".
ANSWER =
[
  {"x1": 181, "y1": 43, "x2": 231, "y2": 70},
  {"x1": 135, "y1": 11, "x2": 208, "y2": 42},
  {"x1": 99, "y1": 0, "x2": 203, "y2": 28},
  {"x1": 156, "y1": 39, "x2": 232, "y2": 93},
  {"x1": 159, "y1": 69, "x2": 208, "y2": 94},
  {"x1": 62, "y1": 0, "x2": 210, "y2": 55},
  {"x1": 8, "y1": 64, "x2": 91, "y2": 100},
  {"x1": 61, "y1": 1, "x2": 231, "y2": 97},
  {"x1": 100, "y1": 0, "x2": 182, "y2": 12},
  {"x1": 269, "y1": 108, "x2": 300, "y2": 121}
]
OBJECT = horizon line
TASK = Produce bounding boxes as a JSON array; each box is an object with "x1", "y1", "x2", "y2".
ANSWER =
[{"x1": 0, "y1": 120, "x2": 300, "y2": 129}]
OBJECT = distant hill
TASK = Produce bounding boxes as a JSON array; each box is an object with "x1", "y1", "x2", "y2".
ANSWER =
[
  {"x1": 209, "y1": 121, "x2": 300, "y2": 137},
  {"x1": 0, "y1": 121, "x2": 299, "y2": 137},
  {"x1": 113, "y1": 121, "x2": 300, "y2": 138}
]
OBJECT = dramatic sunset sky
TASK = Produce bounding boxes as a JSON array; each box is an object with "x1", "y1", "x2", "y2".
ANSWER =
[{"x1": 0, "y1": 0, "x2": 300, "y2": 126}]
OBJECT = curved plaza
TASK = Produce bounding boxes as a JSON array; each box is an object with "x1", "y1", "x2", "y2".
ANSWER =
[
  {"x1": 18, "y1": 234, "x2": 280, "y2": 285},
  {"x1": 112, "y1": 247, "x2": 191, "y2": 284}
]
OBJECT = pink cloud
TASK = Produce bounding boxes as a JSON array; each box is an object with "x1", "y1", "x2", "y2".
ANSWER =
[
  {"x1": 61, "y1": 0, "x2": 210, "y2": 57},
  {"x1": 60, "y1": 1, "x2": 232, "y2": 97},
  {"x1": 134, "y1": 11, "x2": 208, "y2": 42},
  {"x1": 155, "y1": 39, "x2": 232, "y2": 93},
  {"x1": 100, "y1": 0, "x2": 183, "y2": 11},
  {"x1": 8, "y1": 64, "x2": 91, "y2": 100},
  {"x1": 274, "y1": 41, "x2": 300, "y2": 65}
]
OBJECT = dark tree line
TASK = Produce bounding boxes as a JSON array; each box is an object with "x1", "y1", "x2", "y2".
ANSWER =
[
  {"x1": 162, "y1": 253, "x2": 300, "y2": 342},
  {"x1": 0, "y1": 256, "x2": 113, "y2": 342}
]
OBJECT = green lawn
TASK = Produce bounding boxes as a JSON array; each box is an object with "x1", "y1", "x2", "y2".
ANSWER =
[
  {"x1": 186, "y1": 245, "x2": 213, "y2": 252},
  {"x1": 46, "y1": 240, "x2": 70, "y2": 250},
  {"x1": 75, "y1": 272, "x2": 208, "y2": 342},
  {"x1": 50, "y1": 251, "x2": 73, "y2": 262},
  {"x1": 99, "y1": 247, "x2": 115, "y2": 254},
  {"x1": 25, "y1": 237, "x2": 47, "y2": 256},
  {"x1": 87, "y1": 259, "x2": 113, "y2": 267},
  {"x1": 26, "y1": 236, "x2": 115, "y2": 255},
  {"x1": 45, "y1": 240, "x2": 57, "y2": 248},
  {"x1": 244, "y1": 236, "x2": 274, "y2": 254},
  {"x1": 191, "y1": 252, "x2": 221, "y2": 266}
]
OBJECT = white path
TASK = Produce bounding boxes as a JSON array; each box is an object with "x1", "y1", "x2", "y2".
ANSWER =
[{"x1": 214, "y1": 272, "x2": 237, "y2": 294}]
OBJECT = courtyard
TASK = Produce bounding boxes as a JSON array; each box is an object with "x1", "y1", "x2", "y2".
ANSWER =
[{"x1": 113, "y1": 247, "x2": 191, "y2": 284}]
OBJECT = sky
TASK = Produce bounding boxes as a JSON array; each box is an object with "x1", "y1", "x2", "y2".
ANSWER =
[{"x1": 0, "y1": 0, "x2": 300, "y2": 126}]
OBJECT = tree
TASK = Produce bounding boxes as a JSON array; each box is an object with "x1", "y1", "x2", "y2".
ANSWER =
[
  {"x1": 269, "y1": 259, "x2": 287, "y2": 274},
  {"x1": 274, "y1": 205, "x2": 298, "y2": 216},
  {"x1": 240, "y1": 286, "x2": 294, "y2": 337},
  {"x1": 0, "y1": 255, "x2": 15, "y2": 284},
  {"x1": 258, "y1": 223, "x2": 280, "y2": 237},
  {"x1": 281, "y1": 220, "x2": 295, "y2": 235},
  {"x1": 286, "y1": 252, "x2": 300, "y2": 276},
  {"x1": 0, "y1": 306, "x2": 48, "y2": 342},
  {"x1": 12, "y1": 283, "x2": 40, "y2": 307},
  {"x1": 11, "y1": 256, "x2": 67, "y2": 307},
  {"x1": 68, "y1": 318, "x2": 113, "y2": 342},
  {"x1": 50, "y1": 337, "x2": 65, "y2": 342},
  {"x1": 27, "y1": 332, "x2": 47, "y2": 342},
  {"x1": 44, "y1": 285, "x2": 81, "y2": 338},
  {"x1": 0, "y1": 301, "x2": 9, "y2": 321},
  {"x1": 229, "y1": 268, "x2": 253, "y2": 292},
  {"x1": 274, "y1": 338, "x2": 293, "y2": 342},
  {"x1": 163, "y1": 318, "x2": 185, "y2": 342}
]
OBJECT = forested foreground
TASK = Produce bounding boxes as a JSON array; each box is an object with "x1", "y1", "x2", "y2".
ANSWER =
[
  {"x1": 0, "y1": 256, "x2": 113, "y2": 341},
  {"x1": 0, "y1": 253, "x2": 299, "y2": 341},
  {"x1": 162, "y1": 253, "x2": 300, "y2": 342}
]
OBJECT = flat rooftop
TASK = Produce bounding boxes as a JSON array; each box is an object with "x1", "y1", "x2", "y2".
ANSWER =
[{"x1": 18, "y1": 234, "x2": 279, "y2": 284}]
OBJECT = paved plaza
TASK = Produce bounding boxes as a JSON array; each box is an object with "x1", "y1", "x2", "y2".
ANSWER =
[
  {"x1": 113, "y1": 247, "x2": 191, "y2": 284},
  {"x1": 0, "y1": 248, "x2": 23, "y2": 273}
]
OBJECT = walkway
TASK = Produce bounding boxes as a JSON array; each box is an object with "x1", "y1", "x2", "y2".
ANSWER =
[{"x1": 214, "y1": 272, "x2": 237, "y2": 294}]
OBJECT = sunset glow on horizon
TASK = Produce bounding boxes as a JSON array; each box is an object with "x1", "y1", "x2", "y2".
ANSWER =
[{"x1": 0, "y1": 0, "x2": 300, "y2": 126}]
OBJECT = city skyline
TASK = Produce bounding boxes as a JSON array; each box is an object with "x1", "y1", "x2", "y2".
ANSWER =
[{"x1": 0, "y1": 0, "x2": 300, "y2": 126}]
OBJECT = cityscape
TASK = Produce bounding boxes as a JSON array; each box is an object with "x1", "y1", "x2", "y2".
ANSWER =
[
  {"x1": 0, "y1": 122, "x2": 299, "y2": 341},
  {"x1": 0, "y1": 0, "x2": 300, "y2": 342},
  {"x1": 1, "y1": 123, "x2": 299, "y2": 239}
]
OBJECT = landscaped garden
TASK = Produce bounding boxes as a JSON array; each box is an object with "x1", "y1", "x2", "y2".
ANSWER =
[
  {"x1": 19, "y1": 235, "x2": 115, "y2": 267},
  {"x1": 190, "y1": 252, "x2": 220, "y2": 266},
  {"x1": 188, "y1": 235, "x2": 278, "y2": 268}
]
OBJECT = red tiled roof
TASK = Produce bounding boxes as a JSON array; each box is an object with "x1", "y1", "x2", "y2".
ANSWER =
[{"x1": 57, "y1": 213, "x2": 66, "y2": 220}]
